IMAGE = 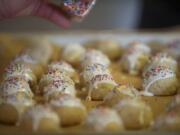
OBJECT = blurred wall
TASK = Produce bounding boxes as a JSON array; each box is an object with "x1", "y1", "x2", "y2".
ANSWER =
[{"x1": 0, "y1": 0, "x2": 142, "y2": 31}]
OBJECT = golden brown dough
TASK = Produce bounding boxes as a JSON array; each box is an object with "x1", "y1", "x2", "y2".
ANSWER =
[
  {"x1": 0, "y1": 94, "x2": 34, "y2": 124},
  {"x1": 103, "y1": 85, "x2": 139, "y2": 107},
  {"x1": 61, "y1": 43, "x2": 85, "y2": 66},
  {"x1": 84, "y1": 107, "x2": 124, "y2": 132},
  {"x1": 49, "y1": 94, "x2": 86, "y2": 126},
  {"x1": 142, "y1": 65, "x2": 178, "y2": 96},
  {"x1": 19, "y1": 104, "x2": 60, "y2": 132},
  {"x1": 120, "y1": 41, "x2": 151, "y2": 75},
  {"x1": 114, "y1": 98, "x2": 153, "y2": 129}
]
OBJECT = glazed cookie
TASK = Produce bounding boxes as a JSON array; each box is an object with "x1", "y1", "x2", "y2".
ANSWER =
[
  {"x1": 61, "y1": 43, "x2": 85, "y2": 66},
  {"x1": 0, "y1": 94, "x2": 34, "y2": 124},
  {"x1": 164, "y1": 39, "x2": 180, "y2": 60},
  {"x1": 19, "y1": 104, "x2": 60, "y2": 132},
  {"x1": 49, "y1": 94, "x2": 86, "y2": 126},
  {"x1": 60, "y1": 0, "x2": 96, "y2": 20},
  {"x1": 84, "y1": 39, "x2": 123, "y2": 60},
  {"x1": 0, "y1": 76, "x2": 33, "y2": 98},
  {"x1": 39, "y1": 69, "x2": 76, "y2": 97},
  {"x1": 4, "y1": 62, "x2": 37, "y2": 90},
  {"x1": 144, "y1": 53, "x2": 178, "y2": 74},
  {"x1": 103, "y1": 85, "x2": 139, "y2": 107},
  {"x1": 152, "y1": 109, "x2": 180, "y2": 131},
  {"x1": 142, "y1": 65, "x2": 178, "y2": 96},
  {"x1": 43, "y1": 78, "x2": 76, "y2": 101},
  {"x1": 48, "y1": 61, "x2": 79, "y2": 83},
  {"x1": 24, "y1": 38, "x2": 53, "y2": 66},
  {"x1": 13, "y1": 52, "x2": 44, "y2": 79},
  {"x1": 113, "y1": 98, "x2": 153, "y2": 129},
  {"x1": 84, "y1": 107, "x2": 124, "y2": 132},
  {"x1": 81, "y1": 49, "x2": 110, "y2": 68},
  {"x1": 120, "y1": 41, "x2": 151, "y2": 75},
  {"x1": 82, "y1": 63, "x2": 117, "y2": 100}
]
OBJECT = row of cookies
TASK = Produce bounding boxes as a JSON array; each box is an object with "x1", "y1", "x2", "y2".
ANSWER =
[{"x1": 0, "y1": 39, "x2": 63, "y2": 132}]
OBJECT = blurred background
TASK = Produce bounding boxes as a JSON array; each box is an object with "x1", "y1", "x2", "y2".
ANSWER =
[{"x1": 0, "y1": 0, "x2": 180, "y2": 31}]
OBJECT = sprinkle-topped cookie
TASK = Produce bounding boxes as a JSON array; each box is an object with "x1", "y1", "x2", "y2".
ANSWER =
[
  {"x1": 143, "y1": 66, "x2": 175, "y2": 94},
  {"x1": 82, "y1": 63, "x2": 110, "y2": 82},
  {"x1": 81, "y1": 49, "x2": 110, "y2": 68},
  {"x1": 4, "y1": 63, "x2": 34, "y2": 82},
  {"x1": 144, "y1": 53, "x2": 177, "y2": 74},
  {"x1": 40, "y1": 70, "x2": 74, "y2": 86},
  {"x1": 61, "y1": 0, "x2": 96, "y2": 18},
  {"x1": 0, "y1": 76, "x2": 33, "y2": 98},
  {"x1": 43, "y1": 78, "x2": 76, "y2": 100},
  {"x1": 82, "y1": 63, "x2": 116, "y2": 88},
  {"x1": 48, "y1": 61, "x2": 75, "y2": 75}
]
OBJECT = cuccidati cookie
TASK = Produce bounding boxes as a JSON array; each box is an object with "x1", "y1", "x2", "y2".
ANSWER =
[
  {"x1": 47, "y1": 61, "x2": 79, "y2": 83},
  {"x1": 81, "y1": 63, "x2": 117, "y2": 100},
  {"x1": 0, "y1": 76, "x2": 34, "y2": 124},
  {"x1": 103, "y1": 85, "x2": 139, "y2": 107},
  {"x1": 120, "y1": 41, "x2": 151, "y2": 75},
  {"x1": 49, "y1": 94, "x2": 86, "y2": 126},
  {"x1": 84, "y1": 39, "x2": 123, "y2": 60},
  {"x1": 84, "y1": 107, "x2": 124, "y2": 132},
  {"x1": 142, "y1": 60, "x2": 179, "y2": 96},
  {"x1": 12, "y1": 52, "x2": 44, "y2": 80},
  {"x1": 4, "y1": 62, "x2": 37, "y2": 91},
  {"x1": 113, "y1": 98, "x2": 153, "y2": 129},
  {"x1": 61, "y1": 43, "x2": 85, "y2": 66},
  {"x1": 81, "y1": 49, "x2": 111, "y2": 68},
  {"x1": 18, "y1": 104, "x2": 60, "y2": 132}
]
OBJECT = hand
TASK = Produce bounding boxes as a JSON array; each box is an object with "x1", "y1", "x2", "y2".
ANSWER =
[{"x1": 0, "y1": 0, "x2": 71, "y2": 28}]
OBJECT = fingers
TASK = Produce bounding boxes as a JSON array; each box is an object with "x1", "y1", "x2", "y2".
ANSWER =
[{"x1": 31, "y1": 1, "x2": 71, "y2": 28}]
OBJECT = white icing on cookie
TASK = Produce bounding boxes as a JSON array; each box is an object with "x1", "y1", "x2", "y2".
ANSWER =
[
  {"x1": 82, "y1": 63, "x2": 110, "y2": 82},
  {"x1": 114, "y1": 98, "x2": 145, "y2": 109},
  {"x1": 81, "y1": 49, "x2": 110, "y2": 67},
  {"x1": 48, "y1": 61, "x2": 75, "y2": 75},
  {"x1": 62, "y1": 43, "x2": 85, "y2": 63},
  {"x1": 4, "y1": 63, "x2": 34, "y2": 82},
  {"x1": 21, "y1": 105, "x2": 59, "y2": 131},
  {"x1": 43, "y1": 79, "x2": 76, "y2": 99},
  {"x1": 0, "y1": 95, "x2": 35, "y2": 115},
  {"x1": 50, "y1": 94, "x2": 84, "y2": 109},
  {"x1": 121, "y1": 42, "x2": 150, "y2": 73},
  {"x1": 85, "y1": 107, "x2": 122, "y2": 131},
  {"x1": 0, "y1": 77, "x2": 33, "y2": 98},
  {"x1": 144, "y1": 53, "x2": 177, "y2": 75},
  {"x1": 82, "y1": 63, "x2": 116, "y2": 87},
  {"x1": 40, "y1": 69, "x2": 74, "y2": 86},
  {"x1": 104, "y1": 85, "x2": 139, "y2": 102},
  {"x1": 13, "y1": 53, "x2": 37, "y2": 64},
  {"x1": 143, "y1": 66, "x2": 175, "y2": 95}
]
